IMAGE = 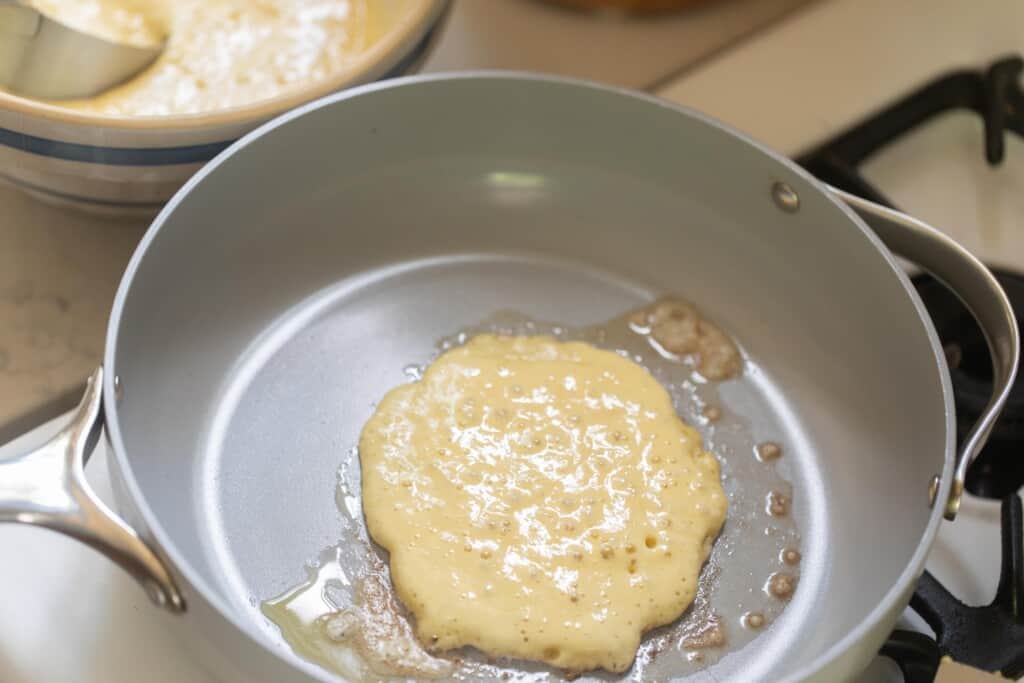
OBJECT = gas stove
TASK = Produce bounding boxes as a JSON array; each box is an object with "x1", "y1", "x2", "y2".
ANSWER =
[{"x1": 796, "y1": 56, "x2": 1024, "y2": 683}]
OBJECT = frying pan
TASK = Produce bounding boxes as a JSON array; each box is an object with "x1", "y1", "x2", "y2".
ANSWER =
[{"x1": 0, "y1": 73, "x2": 1018, "y2": 682}]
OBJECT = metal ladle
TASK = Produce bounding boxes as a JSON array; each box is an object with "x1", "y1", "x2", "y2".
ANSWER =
[{"x1": 0, "y1": 1, "x2": 163, "y2": 99}]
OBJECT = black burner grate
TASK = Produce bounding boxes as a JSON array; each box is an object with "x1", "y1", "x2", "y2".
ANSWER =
[
  {"x1": 797, "y1": 55, "x2": 1024, "y2": 206},
  {"x1": 914, "y1": 270, "x2": 1024, "y2": 499},
  {"x1": 796, "y1": 55, "x2": 1024, "y2": 682}
]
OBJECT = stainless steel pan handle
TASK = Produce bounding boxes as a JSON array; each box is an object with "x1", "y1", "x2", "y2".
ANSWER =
[
  {"x1": 832, "y1": 188, "x2": 1020, "y2": 520},
  {"x1": 0, "y1": 367, "x2": 184, "y2": 611}
]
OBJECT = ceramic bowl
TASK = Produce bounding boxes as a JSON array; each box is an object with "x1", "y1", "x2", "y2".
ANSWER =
[{"x1": 0, "y1": 0, "x2": 449, "y2": 214}]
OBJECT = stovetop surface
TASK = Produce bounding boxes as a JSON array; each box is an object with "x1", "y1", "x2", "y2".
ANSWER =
[{"x1": 792, "y1": 48, "x2": 1024, "y2": 681}]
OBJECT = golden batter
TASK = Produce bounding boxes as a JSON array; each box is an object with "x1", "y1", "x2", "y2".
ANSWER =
[
  {"x1": 360, "y1": 335, "x2": 728, "y2": 673},
  {"x1": 21, "y1": 0, "x2": 408, "y2": 115}
]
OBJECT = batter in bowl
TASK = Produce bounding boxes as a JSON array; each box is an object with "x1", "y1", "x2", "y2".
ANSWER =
[
  {"x1": 360, "y1": 334, "x2": 728, "y2": 673},
  {"x1": 21, "y1": 0, "x2": 410, "y2": 115}
]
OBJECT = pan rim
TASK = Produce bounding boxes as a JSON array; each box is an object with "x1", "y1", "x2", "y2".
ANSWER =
[{"x1": 102, "y1": 71, "x2": 956, "y2": 682}]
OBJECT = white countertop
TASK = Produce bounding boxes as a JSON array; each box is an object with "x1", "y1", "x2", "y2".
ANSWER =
[
  {"x1": 3, "y1": 0, "x2": 1023, "y2": 681},
  {"x1": 659, "y1": 0, "x2": 1024, "y2": 156},
  {"x1": 423, "y1": 0, "x2": 810, "y2": 89},
  {"x1": 659, "y1": 0, "x2": 1024, "y2": 268}
]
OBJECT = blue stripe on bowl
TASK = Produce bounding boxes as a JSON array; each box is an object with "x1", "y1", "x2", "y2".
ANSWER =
[
  {"x1": 0, "y1": 13, "x2": 444, "y2": 168},
  {"x1": 0, "y1": 128, "x2": 231, "y2": 166}
]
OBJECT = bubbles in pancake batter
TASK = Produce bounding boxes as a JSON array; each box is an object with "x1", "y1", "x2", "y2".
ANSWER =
[
  {"x1": 766, "y1": 572, "x2": 797, "y2": 599},
  {"x1": 741, "y1": 612, "x2": 765, "y2": 629},
  {"x1": 755, "y1": 441, "x2": 782, "y2": 462},
  {"x1": 702, "y1": 405, "x2": 723, "y2": 422},
  {"x1": 680, "y1": 614, "x2": 726, "y2": 649},
  {"x1": 766, "y1": 491, "x2": 790, "y2": 517}
]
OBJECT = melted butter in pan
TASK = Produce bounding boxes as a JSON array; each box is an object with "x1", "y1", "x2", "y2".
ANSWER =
[
  {"x1": 262, "y1": 553, "x2": 455, "y2": 679},
  {"x1": 262, "y1": 298, "x2": 802, "y2": 681},
  {"x1": 629, "y1": 298, "x2": 742, "y2": 381}
]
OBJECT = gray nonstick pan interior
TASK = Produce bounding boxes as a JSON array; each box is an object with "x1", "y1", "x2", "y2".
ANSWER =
[{"x1": 106, "y1": 75, "x2": 950, "y2": 681}]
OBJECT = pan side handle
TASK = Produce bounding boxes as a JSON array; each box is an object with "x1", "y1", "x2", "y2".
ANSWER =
[
  {"x1": 0, "y1": 367, "x2": 185, "y2": 612},
  {"x1": 832, "y1": 188, "x2": 1020, "y2": 521}
]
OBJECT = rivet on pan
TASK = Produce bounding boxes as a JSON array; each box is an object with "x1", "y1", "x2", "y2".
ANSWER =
[
  {"x1": 927, "y1": 474, "x2": 941, "y2": 507},
  {"x1": 114, "y1": 375, "x2": 124, "y2": 400},
  {"x1": 771, "y1": 181, "x2": 800, "y2": 213}
]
